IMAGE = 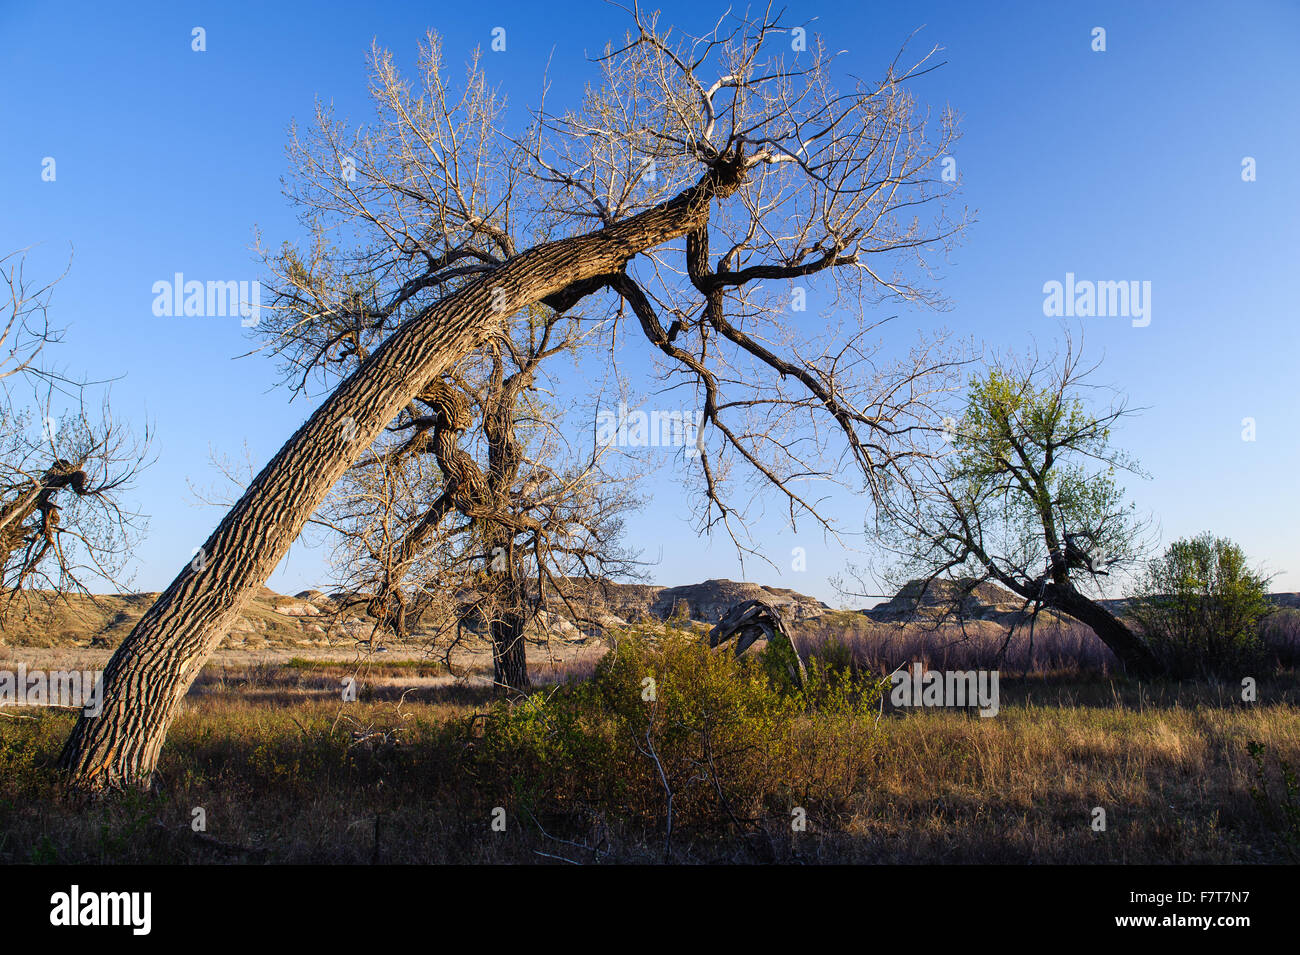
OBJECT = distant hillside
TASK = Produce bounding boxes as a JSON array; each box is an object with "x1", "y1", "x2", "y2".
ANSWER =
[
  {"x1": 528, "y1": 577, "x2": 830, "y2": 625},
  {"x1": 0, "y1": 587, "x2": 353, "y2": 650},
  {"x1": 862, "y1": 578, "x2": 1300, "y2": 625},
  {"x1": 864, "y1": 578, "x2": 1029, "y2": 623},
  {"x1": 0, "y1": 578, "x2": 830, "y2": 649},
  {"x1": 1, "y1": 578, "x2": 1293, "y2": 650}
]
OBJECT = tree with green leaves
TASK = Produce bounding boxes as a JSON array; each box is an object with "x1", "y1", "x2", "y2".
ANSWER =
[
  {"x1": 1128, "y1": 534, "x2": 1273, "y2": 677},
  {"x1": 876, "y1": 338, "x2": 1161, "y2": 675}
]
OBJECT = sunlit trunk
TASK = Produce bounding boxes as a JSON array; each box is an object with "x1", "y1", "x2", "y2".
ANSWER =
[{"x1": 57, "y1": 177, "x2": 728, "y2": 790}]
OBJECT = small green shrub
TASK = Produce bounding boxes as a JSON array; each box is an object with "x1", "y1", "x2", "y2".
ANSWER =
[
  {"x1": 475, "y1": 631, "x2": 886, "y2": 844},
  {"x1": 807, "y1": 635, "x2": 857, "y2": 675},
  {"x1": 1128, "y1": 534, "x2": 1273, "y2": 677},
  {"x1": 1247, "y1": 741, "x2": 1300, "y2": 860}
]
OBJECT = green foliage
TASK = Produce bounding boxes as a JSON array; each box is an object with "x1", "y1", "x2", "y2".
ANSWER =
[
  {"x1": 753, "y1": 629, "x2": 808, "y2": 689},
  {"x1": 1247, "y1": 741, "x2": 1300, "y2": 860},
  {"x1": 883, "y1": 354, "x2": 1148, "y2": 607},
  {"x1": 807, "y1": 634, "x2": 857, "y2": 676},
  {"x1": 957, "y1": 368, "x2": 1109, "y2": 477},
  {"x1": 476, "y1": 631, "x2": 886, "y2": 835},
  {"x1": 0, "y1": 711, "x2": 66, "y2": 797},
  {"x1": 1129, "y1": 534, "x2": 1272, "y2": 677},
  {"x1": 947, "y1": 366, "x2": 1140, "y2": 579}
]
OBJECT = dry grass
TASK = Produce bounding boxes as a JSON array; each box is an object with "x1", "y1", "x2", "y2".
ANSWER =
[{"x1": 2, "y1": 657, "x2": 1297, "y2": 864}]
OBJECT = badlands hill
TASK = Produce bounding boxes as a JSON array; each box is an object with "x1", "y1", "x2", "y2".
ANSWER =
[
  {"x1": 1, "y1": 576, "x2": 1295, "y2": 651},
  {"x1": 0, "y1": 578, "x2": 831, "y2": 651}
]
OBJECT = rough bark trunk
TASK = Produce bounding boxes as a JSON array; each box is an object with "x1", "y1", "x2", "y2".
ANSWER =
[
  {"x1": 57, "y1": 175, "x2": 730, "y2": 789},
  {"x1": 1043, "y1": 582, "x2": 1160, "y2": 677},
  {"x1": 490, "y1": 606, "x2": 531, "y2": 696}
]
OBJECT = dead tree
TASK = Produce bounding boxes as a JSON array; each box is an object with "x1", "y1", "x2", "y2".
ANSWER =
[
  {"x1": 326, "y1": 316, "x2": 639, "y2": 694},
  {"x1": 0, "y1": 252, "x2": 150, "y2": 618},
  {"x1": 1, "y1": 460, "x2": 88, "y2": 581},
  {"x1": 709, "y1": 598, "x2": 806, "y2": 689},
  {"x1": 60, "y1": 9, "x2": 966, "y2": 788}
]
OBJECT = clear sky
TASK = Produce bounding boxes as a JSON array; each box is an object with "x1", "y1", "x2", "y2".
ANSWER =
[{"x1": 2, "y1": 0, "x2": 1297, "y2": 605}]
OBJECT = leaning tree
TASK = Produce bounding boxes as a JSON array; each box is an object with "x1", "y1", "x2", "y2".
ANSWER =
[
  {"x1": 59, "y1": 7, "x2": 966, "y2": 788},
  {"x1": 874, "y1": 337, "x2": 1161, "y2": 675}
]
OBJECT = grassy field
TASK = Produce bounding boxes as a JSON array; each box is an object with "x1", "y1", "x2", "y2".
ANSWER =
[{"x1": 2, "y1": 632, "x2": 1298, "y2": 865}]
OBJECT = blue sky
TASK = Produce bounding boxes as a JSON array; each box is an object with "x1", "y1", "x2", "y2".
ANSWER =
[{"x1": 1, "y1": 0, "x2": 1297, "y2": 604}]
